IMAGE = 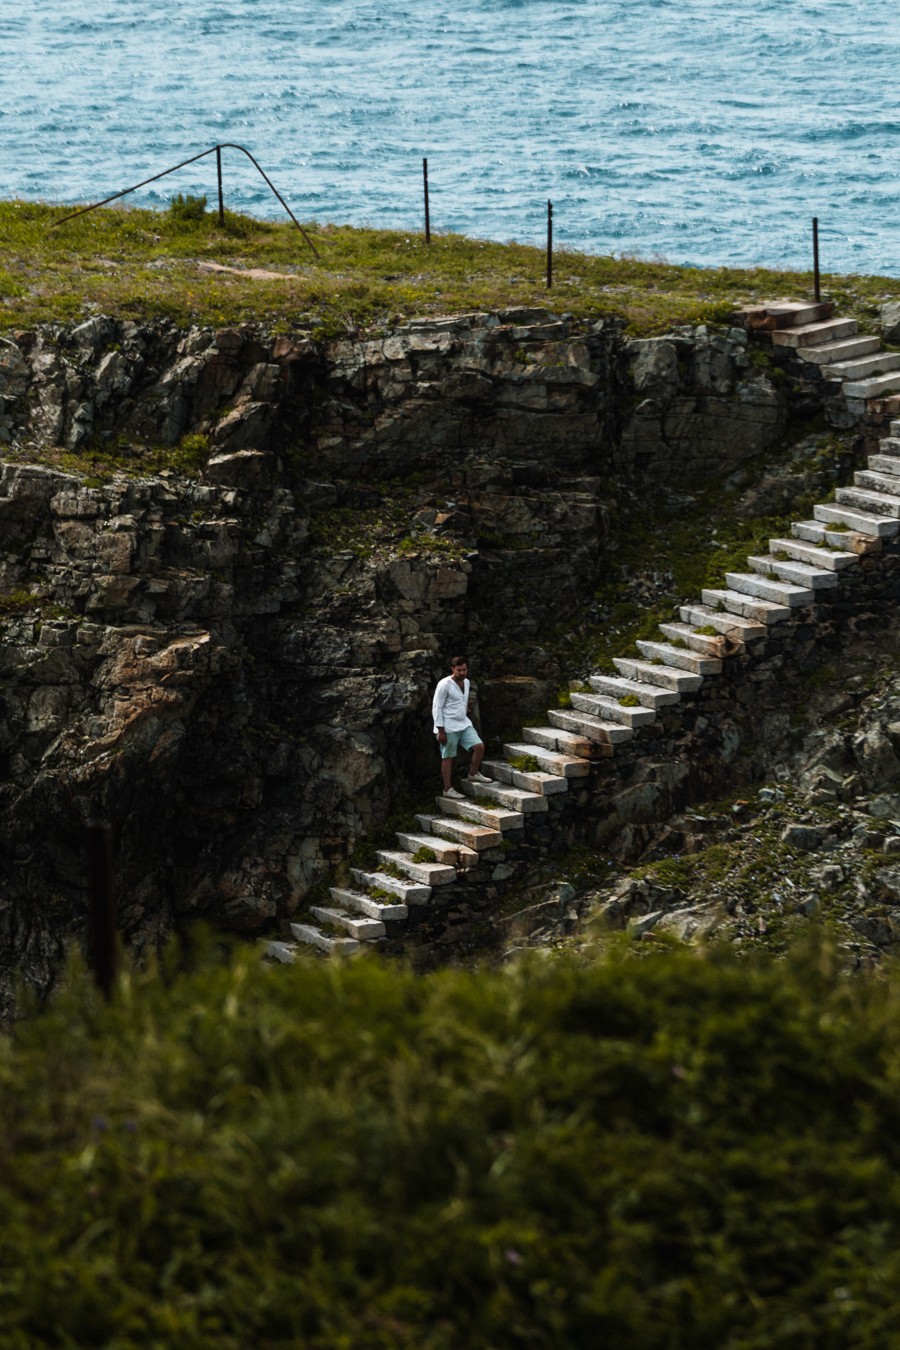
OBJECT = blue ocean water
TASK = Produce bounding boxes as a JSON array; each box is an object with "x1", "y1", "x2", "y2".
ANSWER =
[{"x1": 3, "y1": 0, "x2": 900, "y2": 275}]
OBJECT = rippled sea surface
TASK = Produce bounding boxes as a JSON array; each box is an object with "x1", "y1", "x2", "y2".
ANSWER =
[{"x1": 4, "y1": 0, "x2": 900, "y2": 274}]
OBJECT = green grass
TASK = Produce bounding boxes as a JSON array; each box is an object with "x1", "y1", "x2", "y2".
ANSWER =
[
  {"x1": 3, "y1": 198, "x2": 900, "y2": 337},
  {"x1": 6, "y1": 936, "x2": 900, "y2": 1346}
]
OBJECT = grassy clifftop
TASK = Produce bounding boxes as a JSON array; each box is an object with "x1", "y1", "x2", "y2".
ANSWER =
[{"x1": 3, "y1": 198, "x2": 900, "y2": 337}]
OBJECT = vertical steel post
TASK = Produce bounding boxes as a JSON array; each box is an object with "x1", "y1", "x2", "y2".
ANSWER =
[
  {"x1": 547, "y1": 200, "x2": 553, "y2": 289},
  {"x1": 216, "y1": 144, "x2": 225, "y2": 226},
  {"x1": 423, "y1": 157, "x2": 431, "y2": 243},
  {"x1": 85, "y1": 820, "x2": 117, "y2": 1001},
  {"x1": 812, "y1": 216, "x2": 820, "y2": 303}
]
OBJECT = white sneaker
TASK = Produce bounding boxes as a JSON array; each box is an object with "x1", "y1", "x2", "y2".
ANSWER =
[
  {"x1": 443, "y1": 787, "x2": 465, "y2": 799},
  {"x1": 468, "y1": 772, "x2": 491, "y2": 784}
]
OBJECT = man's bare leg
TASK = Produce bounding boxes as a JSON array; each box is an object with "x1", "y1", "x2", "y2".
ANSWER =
[
  {"x1": 441, "y1": 756, "x2": 455, "y2": 792},
  {"x1": 468, "y1": 741, "x2": 485, "y2": 777}
]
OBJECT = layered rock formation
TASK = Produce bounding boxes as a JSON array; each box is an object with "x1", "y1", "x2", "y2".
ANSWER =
[{"x1": 0, "y1": 309, "x2": 838, "y2": 1009}]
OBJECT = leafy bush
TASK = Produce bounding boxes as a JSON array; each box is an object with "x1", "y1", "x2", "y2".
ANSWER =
[
  {"x1": 168, "y1": 192, "x2": 207, "y2": 225},
  {"x1": 3, "y1": 937, "x2": 900, "y2": 1347}
]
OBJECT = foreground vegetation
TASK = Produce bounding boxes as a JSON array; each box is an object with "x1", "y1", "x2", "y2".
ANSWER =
[
  {"x1": 3, "y1": 198, "x2": 900, "y2": 337},
  {"x1": 3, "y1": 936, "x2": 900, "y2": 1347}
]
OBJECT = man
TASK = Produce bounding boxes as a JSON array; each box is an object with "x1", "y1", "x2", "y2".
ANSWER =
[{"x1": 432, "y1": 655, "x2": 490, "y2": 799}]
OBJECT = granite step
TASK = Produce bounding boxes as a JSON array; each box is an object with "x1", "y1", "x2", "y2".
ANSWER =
[
  {"x1": 547, "y1": 707, "x2": 635, "y2": 744},
  {"x1": 822, "y1": 352, "x2": 900, "y2": 380},
  {"x1": 310, "y1": 905, "x2": 386, "y2": 941},
  {"x1": 768, "y1": 536, "x2": 860, "y2": 571},
  {"x1": 772, "y1": 317, "x2": 857, "y2": 348},
  {"x1": 289, "y1": 922, "x2": 360, "y2": 956},
  {"x1": 330, "y1": 886, "x2": 409, "y2": 922},
  {"x1": 853, "y1": 468, "x2": 900, "y2": 499},
  {"x1": 570, "y1": 690, "x2": 657, "y2": 728},
  {"x1": 393, "y1": 832, "x2": 478, "y2": 869},
  {"x1": 812, "y1": 503, "x2": 900, "y2": 538},
  {"x1": 460, "y1": 776, "x2": 549, "y2": 813},
  {"x1": 842, "y1": 371, "x2": 900, "y2": 400},
  {"x1": 588, "y1": 674, "x2": 679, "y2": 709},
  {"x1": 892, "y1": 419, "x2": 900, "y2": 436},
  {"x1": 436, "y1": 794, "x2": 524, "y2": 832},
  {"x1": 679, "y1": 603, "x2": 768, "y2": 642},
  {"x1": 481, "y1": 757, "x2": 569, "y2": 795},
  {"x1": 723, "y1": 571, "x2": 815, "y2": 607},
  {"x1": 414, "y1": 812, "x2": 503, "y2": 851},
  {"x1": 700, "y1": 588, "x2": 791, "y2": 624},
  {"x1": 502, "y1": 741, "x2": 591, "y2": 778},
  {"x1": 350, "y1": 868, "x2": 432, "y2": 905},
  {"x1": 659, "y1": 619, "x2": 742, "y2": 657},
  {"x1": 741, "y1": 300, "x2": 834, "y2": 330},
  {"x1": 264, "y1": 940, "x2": 299, "y2": 964},
  {"x1": 796, "y1": 335, "x2": 880, "y2": 365},
  {"x1": 521, "y1": 724, "x2": 603, "y2": 759},
  {"x1": 867, "y1": 453, "x2": 900, "y2": 479},
  {"x1": 792, "y1": 519, "x2": 883, "y2": 553},
  {"x1": 613, "y1": 655, "x2": 703, "y2": 693},
  {"x1": 635, "y1": 639, "x2": 722, "y2": 676},
  {"x1": 834, "y1": 485, "x2": 900, "y2": 520},
  {"x1": 746, "y1": 553, "x2": 838, "y2": 589},
  {"x1": 376, "y1": 849, "x2": 457, "y2": 886}
]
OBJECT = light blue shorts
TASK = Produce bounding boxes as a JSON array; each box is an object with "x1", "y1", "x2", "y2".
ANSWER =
[{"x1": 439, "y1": 724, "x2": 483, "y2": 759}]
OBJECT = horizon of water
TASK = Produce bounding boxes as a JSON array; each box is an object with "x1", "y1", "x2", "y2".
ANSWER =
[{"x1": 3, "y1": 1, "x2": 900, "y2": 277}]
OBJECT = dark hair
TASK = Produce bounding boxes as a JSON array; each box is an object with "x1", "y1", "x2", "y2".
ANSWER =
[{"x1": 449, "y1": 655, "x2": 468, "y2": 668}]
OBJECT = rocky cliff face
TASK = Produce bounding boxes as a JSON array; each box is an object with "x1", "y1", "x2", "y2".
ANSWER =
[{"x1": 0, "y1": 308, "x2": 827, "y2": 1009}]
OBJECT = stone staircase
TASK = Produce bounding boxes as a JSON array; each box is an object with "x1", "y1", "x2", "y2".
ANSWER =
[
  {"x1": 743, "y1": 299, "x2": 900, "y2": 422},
  {"x1": 266, "y1": 305, "x2": 900, "y2": 963}
]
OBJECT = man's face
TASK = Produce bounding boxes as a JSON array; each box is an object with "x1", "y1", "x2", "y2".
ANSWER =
[{"x1": 451, "y1": 662, "x2": 468, "y2": 683}]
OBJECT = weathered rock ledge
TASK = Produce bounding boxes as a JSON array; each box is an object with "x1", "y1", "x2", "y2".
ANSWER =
[{"x1": 0, "y1": 308, "x2": 846, "y2": 1008}]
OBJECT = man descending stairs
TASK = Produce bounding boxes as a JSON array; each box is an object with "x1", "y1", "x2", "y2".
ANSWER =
[{"x1": 267, "y1": 302, "x2": 900, "y2": 962}]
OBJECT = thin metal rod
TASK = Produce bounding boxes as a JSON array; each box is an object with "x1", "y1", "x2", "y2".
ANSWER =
[
  {"x1": 423, "y1": 157, "x2": 431, "y2": 244},
  {"x1": 85, "y1": 821, "x2": 117, "y2": 1002},
  {"x1": 812, "y1": 216, "x2": 820, "y2": 303},
  {"x1": 547, "y1": 200, "x2": 553, "y2": 289},
  {"x1": 216, "y1": 144, "x2": 225, "y2": 226},
  {"x1": 52, "y1": 142, "x2": 319, "y2": 256}
]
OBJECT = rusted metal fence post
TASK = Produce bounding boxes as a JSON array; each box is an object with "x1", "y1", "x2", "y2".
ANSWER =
[
  {"x1": 812, "y1": 216, "x2": 820, "y2": 302},
  {"x1": 216, "y1": 144, "x2": 225, "y2": 226},
  {"x1": 547, "y1": 200, "x2": 553, "y2": 289},
  {"x1": 85, "y1": 820, "x2": 117, "y2": 1001},
  {"x1": 423, "y1": 157, "x2": 431, "y2": 243}
]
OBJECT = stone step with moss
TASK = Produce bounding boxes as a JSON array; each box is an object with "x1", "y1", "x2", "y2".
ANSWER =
[
  {"x1": 746, "y1": 554, "x2": 839, "y2": 590},
  {"x1": 677, "y1": 604, "x2": 768, "y2": 643},
  {"x1": 612, "y1": 656, "x2": 703, "y2": 694},
  {"x1": 375, "y1": 849, "x2": 457, "y2": 887},
  {"x1": 480, "y1": 758, "x2": 570, "y2": 795},
  {"x1": 657, "y1": 621, "x2": 737, "y2": 658},
  {"x1": 435, "y1": 794, "x2": 524, "y2": 833},
  {"x1": 588, "y1": 674, "x2": 679, "y2": 710},
  {"x1": 393, "y1": 832, "x2": 479, "y2": 869},
  {"x1": 724, "y1": 571, "x2": 815, "y2": 608},
  {"x1": 289, "y1": 922, "x2": 361, "y2": 956},
  {"x1": 310, "y1": 905, "x2": 386, "y2": 941},
  {"x1": 547, "y1": 707, "x2": 635, "y2": 744},
  {"x1": 330, "y1": 886, "x2": 409, "y2": 922},
  {"x1": 772, "y1": 317, "x2": 857, "y2": 348},
  {"x1": 822, "y1": 351, "x2": 900, "y2": 381},
  {"x1": 791, "y1": 519, "x2": 882, "y2": 553},
  {"x1": 349, "y1": 868, "x2": 432, "y2": 906},
  {"x1": 699, "y1": 587, "x2": 792, "y2": 624},
  {"x1": 812, "y1": 503, "x2": 899, "y2": 537},
  {"x1": 767, "y1": 537, "x2": 860, "y2": 572},
  {"x1": 414, "y1": 812, "x2": 504, "y2": 851},
  {"x1": 569, "y1": 690, "x2": 657, "y2": 729},
  {"x1": 635, "y1": 639, "x2": 723, "y2": 676},
  {"x1": 502, "y1": 741, "x2": 590, "y2": 779}
]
